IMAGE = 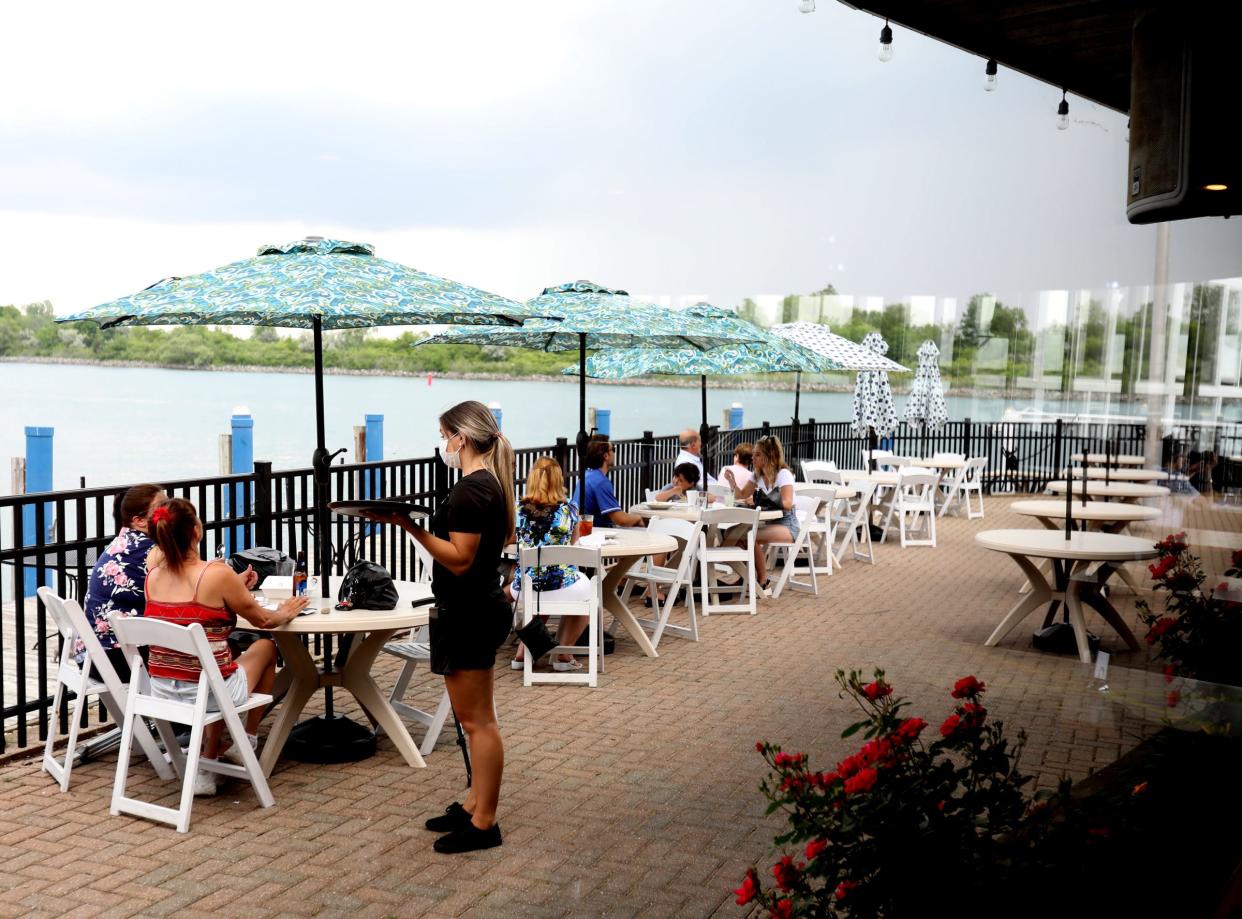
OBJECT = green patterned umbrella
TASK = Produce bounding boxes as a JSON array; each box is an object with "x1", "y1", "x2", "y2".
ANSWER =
[
  {"x1": 419, "y1": 283, "x2": 763, "y2": 504},
  {"x1": 563, "y1": 324, "x2": 833, "y2": 461},
  {"x1": 58, "y1": 237, "x2": 536, "y2": 634}
]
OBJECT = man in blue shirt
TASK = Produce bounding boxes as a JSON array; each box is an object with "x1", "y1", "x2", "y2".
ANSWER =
[{"x1": 572, "y1": 440, "x2": 643, "y2": 528}]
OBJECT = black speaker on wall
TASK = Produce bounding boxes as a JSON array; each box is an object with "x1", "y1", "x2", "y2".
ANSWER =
[{"x1": 1126, "y1": 5, "x2": 1239, "y2": 224}]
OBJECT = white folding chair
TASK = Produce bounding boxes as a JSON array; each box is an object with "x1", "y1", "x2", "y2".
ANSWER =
[
  {"x1": 791, "y1": 486, "x2": 839, "y2": 574},
  {"x1": 833, "y1": 480, "x2": 877, "y2": 565},
  {"x1": 936, "y1": 463, "x2": 971, "y2": 517},
  {"x1": 36, "y1": 587, "x2": 173, "y2": 791},
  {"x1": 800, "y1": 460, "x2": 838, "y2": 482},
  {"x1": 883, "y1": 469, "x2": 939, "y2": 548},
  {"x1": 381, "y1": 536, "x2": 453, "y2": 754},
  {"x1": 623, "y1": 517, "x2": 704, "y2": 646},
  {"x1": 698, "y1": 507, "x2": 760, "y2": 615},
  {"x1": 768, "y1": 495, "x2": 825, "y2": 598},
  {"x1": 961, "y1": 457, "x2": 988, "y2": 519},
  {"x1": 110, "y1": 617, "x2": 274, "y2": 833},
  {"x1": 519, "y1": 545, "x2": 604, "y2": 687}
]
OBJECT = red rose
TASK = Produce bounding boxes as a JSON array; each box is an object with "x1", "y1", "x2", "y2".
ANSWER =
[
  {"x1": 940, "y1": 714, "x2": 961, "y2": 737},
  {"x1": 814, "y1": 771, "x2": 840, "y2": 789},
  {"x1": 771, "y1": 899, "x2": 794, "y2": 919},
  {"x1": 805, "y1": 838, "x2": 828, "y2": 860},
  {"x1": 756, "y1": 741, "x2": 765, "y2": 753},
  {"x1": 774, "y1": 751, "x2": 806, "y2": 770},
  {"x1": 773, "y1": 856, "x2": 799, "y2": 892},
  {"x1": 961, "y1": 702, "x2": 987, "y2": 728},
  {"x1": 843, "y1": 767, "x2": 878, "y2": 795},
  {"x1": 835, "y1": 881, "x2": 858, "y2": 901},
  {"x1": 863, "y1": 680, "x2": 892, "y2": 701},
  {"x1": 951, "y1": 676, "x2": 985, "y2": 699},
  {"x1": 1148, "y1": 555, "x2": 1176, "y2": 579},
  {"x1": 893, "y1": 717, "x2": 928, "y2": 744},
  {"x1": 1167, "y1": 689, "x2": 1181, "y2": 708},
  {"x1": 734, "y1": 869, "x2": 759, "y2": 906},
  {"x1": 837, "y1": 752, "x2": 865, "y2": 777},
  {"x1": 1163, "y1": 664, "x2": 1177, "y2": 684}
]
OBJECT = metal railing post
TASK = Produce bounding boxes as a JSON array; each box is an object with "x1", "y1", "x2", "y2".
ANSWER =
[{"x1": 254, "y1": 461, "x2": 273, "y2": 547}]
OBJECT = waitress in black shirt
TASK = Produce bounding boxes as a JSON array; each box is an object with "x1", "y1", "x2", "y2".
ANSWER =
[{"x1": 385, "y1": 400, "x2": 514, "y2": 854}]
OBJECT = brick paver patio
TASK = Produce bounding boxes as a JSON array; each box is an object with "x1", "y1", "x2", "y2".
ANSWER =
[{"x1": 0, "y1": 495, "x2": 1235, "y2": 918}]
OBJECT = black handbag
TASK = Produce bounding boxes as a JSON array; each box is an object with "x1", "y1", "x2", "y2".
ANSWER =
[
  {"x1": 512, "y1": 546, "x2": 559, "y2": 660},
  {"x1": 227, "y1": 546, "x2": 293, "y2": 585},
  {"x1": 335, "y1": 560, "x2": 400, "y2": 610}
]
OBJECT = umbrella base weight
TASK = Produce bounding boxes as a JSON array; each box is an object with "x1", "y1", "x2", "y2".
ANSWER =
[
  {"x1": 283, "y1": 714, "x2": 377, "y2": 763},
  {"x1": 1031, "y1": 623, "x2": 1100, "y2": 656}
]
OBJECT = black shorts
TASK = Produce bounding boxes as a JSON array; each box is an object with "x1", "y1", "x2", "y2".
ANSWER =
[{"x1": 428, "y1": 599, "x2": 513, "y2": 675}]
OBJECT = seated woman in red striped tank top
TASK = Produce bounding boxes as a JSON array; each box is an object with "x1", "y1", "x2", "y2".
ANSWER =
[{"x1": 145, "y1": 498, "x2": 308, "y2": 796}]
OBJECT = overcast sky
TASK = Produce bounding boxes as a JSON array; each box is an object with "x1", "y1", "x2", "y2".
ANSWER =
[{"x1": 2, "y1": 0, "x2": 1239, "y2": 316}]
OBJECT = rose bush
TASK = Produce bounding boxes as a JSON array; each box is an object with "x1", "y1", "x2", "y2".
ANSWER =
[
  {"x1": 735, "y1": 669, "x2": 1066, "y2": 917},
  {"x1": 1137, "y1": 533, "x2": 1242, "y2": 689}
]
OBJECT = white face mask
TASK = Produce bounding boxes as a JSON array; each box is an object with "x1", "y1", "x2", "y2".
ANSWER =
[{"x1": 439, "y1": 434, "x2": 462, "y2": 469}]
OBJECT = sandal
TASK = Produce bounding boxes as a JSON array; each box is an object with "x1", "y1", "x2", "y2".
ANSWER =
[{"x1": 551, "y1": 657, "x2": 583, "y2": 672}]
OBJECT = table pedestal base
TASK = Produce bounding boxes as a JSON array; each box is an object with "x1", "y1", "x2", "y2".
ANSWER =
[
  {"x1": 283, "y1": 714, "x2": 377, "y2": 763},
  {"x1": 1032, "y1": 622, "x2": 1100, "y2": 656}
]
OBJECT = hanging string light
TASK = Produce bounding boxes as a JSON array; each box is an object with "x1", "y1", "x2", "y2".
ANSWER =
[
  {"x1": 984, "y1": 58, "x2": 998, "y2": 92},
  {"x1": 878, "y1": 19, "x2": 893, "y2": 61},
  {"x1": 798, "y1": 0, "x2": 815, "y2": 12},
  {"x1": 1057, "y1": 89, "x2": 1070, "y2": 130}
]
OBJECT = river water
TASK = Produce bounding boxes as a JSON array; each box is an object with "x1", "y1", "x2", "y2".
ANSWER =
[{"x1": 0, "y1": 362, "x2": 1014, "y2": 493}]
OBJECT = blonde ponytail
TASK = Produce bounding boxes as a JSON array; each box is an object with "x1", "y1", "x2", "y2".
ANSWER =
[{"x1": 439, "y1": 400, "x2": 516, "y2": 535}]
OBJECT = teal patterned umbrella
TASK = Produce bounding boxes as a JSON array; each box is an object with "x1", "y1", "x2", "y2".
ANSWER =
[
  {"x1": 419, "y1": 284, "x2": 763, "y2": 504},
  {"x1": 58, "y1": 237, "x2": 536, "y2": 648}
]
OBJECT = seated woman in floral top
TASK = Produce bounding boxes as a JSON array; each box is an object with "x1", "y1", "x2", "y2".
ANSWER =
[
  {"x1": 77, "y1": 484, "x2": 166, "y2": 681},
  {"x1": 507, "y1": 458, "x2": 593, "y2": 672}
]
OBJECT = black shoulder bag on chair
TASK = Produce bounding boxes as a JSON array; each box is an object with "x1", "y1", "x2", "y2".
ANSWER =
[{"x1": 513, "y1": 545, "x2": 558, "y2": 660}]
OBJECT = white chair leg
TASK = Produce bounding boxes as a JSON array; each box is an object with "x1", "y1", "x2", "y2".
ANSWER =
[
  {"x1": 43, "y1": 676, "x2": 68, "y2": 790},
  {"x1": 419, "y1": 690, "x2": 453, "y2": 756},
  {"x1": 59, "y1": 670, "x2": 90, "y2": 792}
]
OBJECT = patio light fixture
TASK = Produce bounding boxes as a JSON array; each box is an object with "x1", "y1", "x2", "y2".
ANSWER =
[
  {"x1": 878, "y1": 19, "x2": 893, "y2": 61},
  {"x1": 1057, "y1": 89, "x2": 1070, "y2": 130},
  {"x1": 799, "y1": 0, "x2": 815, "y2": 12},
  {"x1": 984, "y1": 58, "x2": 998, "y2": 91}
]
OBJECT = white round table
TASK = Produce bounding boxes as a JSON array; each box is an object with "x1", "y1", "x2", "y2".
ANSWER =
[
  {"x1": 1065, "y1": 467, "x2": 1169, "y2": 482},
  {"x1": 1071, "y1": 453, "x2": 1146, "y2": 466},
  {"x1": 910, "y1": 457, "x2": 967, "y2": 470},
  {"x1": 975, "y1": 529, "x2": 1157, "y2": 663},
  {"x1": 629, "y1": 503, "x2": 784, "y2": 523},
  {"x1": 1009, "y1": 499, "x2": 1160, "y2": 593},
  {"x1": 1045, "y1": 480, "x2": 1170, "y2": 502},
  {"x1": 257, "y1": 579, "x2": 433, "y2": 775},
  {"x1": 586, "y1": 528, "x2": 678, "y2": 659}
]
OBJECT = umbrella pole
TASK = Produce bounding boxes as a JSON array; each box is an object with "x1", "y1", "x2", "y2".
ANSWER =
[
  {"x1": 700, "y1": 375, "x2": 710, "y2": 475},
  {"x1": 578, "y1": 334, "x2": 588, "y2": 512},
  {"x1": 794, "y1": 372, "x2": 801, "y2": 426},
  {"x1": 285, "y1": 316, "x2": 376, "y2": 765}
]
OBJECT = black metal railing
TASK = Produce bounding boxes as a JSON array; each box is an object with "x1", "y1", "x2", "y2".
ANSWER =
[{"x1": 3, "y1": 416, "x2": 1238, "y2": 750}]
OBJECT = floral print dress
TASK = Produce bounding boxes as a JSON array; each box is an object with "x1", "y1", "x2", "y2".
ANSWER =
[
  {"x1": 73, "y1": 527, "x2": 154, "y2": 661},
  {"x1": 511, "y1": 499, "x2": 580, "y2": 594}
]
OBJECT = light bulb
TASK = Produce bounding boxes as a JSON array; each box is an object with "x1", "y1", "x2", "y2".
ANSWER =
[
  {"x1": 984, "y1": 58, "x2": 997, "y2": 92},
  {"x1": 799, "y1": 0, "x2": 815, "y2": 12},
  {"x1": 879, "y1": 21, "x2": 893, "y2": 61},
  {"x1": 1056, "y1": 92, "x2": 1069, "y2": 131}
]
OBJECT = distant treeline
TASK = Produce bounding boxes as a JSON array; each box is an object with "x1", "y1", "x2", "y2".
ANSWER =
[{"x1": 0, "y1": 302, "x2": 571, "y2": 376}]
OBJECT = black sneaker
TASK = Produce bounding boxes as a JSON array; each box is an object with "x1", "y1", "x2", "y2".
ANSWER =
[
  {"x1": 434, "y1": 821, "x2": 503, "y2": 854},
  {"x1": 424, "y1": 802, "x2": 471, "y2": 833}
]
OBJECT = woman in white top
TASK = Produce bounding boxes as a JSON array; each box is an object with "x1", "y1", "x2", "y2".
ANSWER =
[
  {"x1": 719, "y1": 442, "x2": 754, "y2": 491},
  {"x1": 722, "y1": 435, "x2": 797, "y2": 596}
]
